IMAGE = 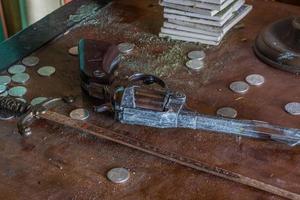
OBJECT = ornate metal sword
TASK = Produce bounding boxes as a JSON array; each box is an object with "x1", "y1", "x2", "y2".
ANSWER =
[{"x1": 0, "y1": 96, "x2": 299, "y2": 199}]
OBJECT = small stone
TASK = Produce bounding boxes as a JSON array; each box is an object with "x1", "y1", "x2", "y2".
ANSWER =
[
  {"x1": 70, "y1": 108, "x2": 89, "y2": 120},
  {"x1": 229, "y1": 81, "x2": 250, "y2": 94},
  {"x1": 31, "y1": 97, "x2": 48, "y2": 105},
  {"x1": 118, "y1": 43, "x2": 135, "y2": 54},
  {"x1": 68, "y1": 46, "x2": 79, "y2": 56},
  {"x1": 186, "y1": 60, "x2": 204, "y2": 71},
  {"x1": 8, "y1": 64, "x2": 26, "y2": 74},
  {"x1": 217, "y1": 107, "x2": 238, "y2": 118},
  {"x1": 8, "y1": 86, "x2": 27, "y2": 97},
  {"x1": 12, "y1": 73, "x2": 30, "y2": 84},
  {"x1": 285, "y1": 102, "x2": 300, "y2": 115},
  {"x1": 0, "y1": 76, "x2": 11, "y2": 85},
  {"x1": 187, "y1": 50, "x2": 206, "y2": 61},
  {"x1": 0, "y1": 85, "x2": 7, "y2": 93},
  {"x1": 37, "y1": 66, "x2": 56, "y2": 77},
  {"x1": 22, "y1": 56, "x2": 39, "y2": 67},
  {"x1": 245, "y1": 74, "x2": 265, "y2": 86},
  {"x1": 107, "y1": 168, "x2": 130, "y2": 184}
]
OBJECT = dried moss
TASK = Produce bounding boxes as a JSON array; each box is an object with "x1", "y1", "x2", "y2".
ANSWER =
[{"x1": 75, "y1": 2, "x2": 209, "y2": 78}]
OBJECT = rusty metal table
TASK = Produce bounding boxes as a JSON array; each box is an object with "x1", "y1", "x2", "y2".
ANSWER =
[{"x1": 0, "y1": 0, "x2": 299, "y2": 199}]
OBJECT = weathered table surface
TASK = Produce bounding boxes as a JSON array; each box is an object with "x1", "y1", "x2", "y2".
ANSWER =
[{"x1": 0, "y1": 0, "x2": 299, "y2": 199}]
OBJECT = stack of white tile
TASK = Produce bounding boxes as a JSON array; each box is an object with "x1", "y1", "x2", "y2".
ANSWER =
[{"x1": 159, "y1": 0, "x2": 252, "y2": 45}]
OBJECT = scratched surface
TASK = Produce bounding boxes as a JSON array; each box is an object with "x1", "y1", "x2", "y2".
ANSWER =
[{"x1": 0, "y1": 0, "x2": 300, "y2": 199}]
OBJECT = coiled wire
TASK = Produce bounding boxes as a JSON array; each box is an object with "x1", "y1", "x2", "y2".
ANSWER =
[{"x1": 0, "y1": 96, "x2": 31, "y2": 115}]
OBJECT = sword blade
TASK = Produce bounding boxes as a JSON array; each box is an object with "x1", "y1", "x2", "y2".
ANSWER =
[{"x1": 41, "y1": 110, "x2": 300, "y2": 200}]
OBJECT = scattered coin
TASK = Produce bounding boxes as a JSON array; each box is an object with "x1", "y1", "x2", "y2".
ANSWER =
[
  {"x1": 31, "y1": 97, "x2": 48, "y2": 106},
  {"x1": 0, "y1": 110, "x2": 15, "y2": 121},
  {"x1": 8, "y1": 86, "x2": 27, "y2": 97},
  {"x1": 186, "y1": 59, "x2": 204, "y2": 71},
  {"x1": 217, "y1": 107, "x2": 238, "y2": 118},
  {"x1": 8, "y1": 64, "x2": 26, "y2": 74},
  {"x1": 37, "y1": 66, "x2": 56, "y2": 77},
  {"x1": 0, "y1": 85, "x2": 7, "y2": 93},
  {"x1": 16, "y1": 98, "x2": 27, "y2": 103},
  {"x1": 68, "y1": 46, "x2": 78, "y2": 56},
  {"x1": 0, "y1": 76, "x2": 11, "y2": 85},
  {"x1": 118, "y1": 43, "x2": 135, "y2": 54},
  {"x1": 229, "y1": 81, "x2": 250, "y2": 94},
  {"x1": 188, "y1": 50, "x2": 206, "y2": 61},
  {"x1": 12, "y1": 73, "x2": 30, "y2": 84},
  {"x1": 70, "y1": 108, "x2": 89, "y2": 120},
  {"x1": 0, "y1": 91, "x2": 8, "y2": 97},
  {"x1": 245, "y1": 74, "x2": 265, "y2": 86},
  {"x1": 107, "y1": 168, "x2": 130, "y2": 184},
  {"x1": 285, "y1": 102, "x2": 300, "y2": 115},
  {"x1": 22, "y1": 56, "x2": 39, "y2": 67}
]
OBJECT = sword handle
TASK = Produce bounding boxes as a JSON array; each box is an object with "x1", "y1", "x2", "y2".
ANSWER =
[
  {"x1": 0, "y1": 96, "x2": 33, "y2": 136},
  {"x1": 0, "y1": 96, "x2": 73, "y2": 136},
  {"x1": 0, "y1": 96, "x2": 31, "y2": 115}
]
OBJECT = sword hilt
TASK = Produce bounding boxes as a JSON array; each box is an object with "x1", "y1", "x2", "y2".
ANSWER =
[
  {"x1": 0, "y1": 96, "x2": 31, "y2": 115},
  {"x1": 0, "y1": 96, "x2": 33, "y2": 136},
  {"x1": 0, "y1": 96, "x2": 74, "y2": 136}
]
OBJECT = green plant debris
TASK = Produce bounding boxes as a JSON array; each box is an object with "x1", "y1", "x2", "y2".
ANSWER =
[{"x1": 73, "y1": 2, "x2": 210, "y2": 78}]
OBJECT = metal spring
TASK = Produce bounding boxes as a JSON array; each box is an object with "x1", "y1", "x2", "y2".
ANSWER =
[{"x1": 0, "y1": 96, "x2": 31, "y2": 114}]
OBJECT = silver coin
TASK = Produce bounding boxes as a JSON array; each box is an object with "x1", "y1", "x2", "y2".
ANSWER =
[
  {"x1": 188, "y1": 50, "x2": 206, "y2": 61},
  {"x1": 107, "y1": 168, "x2": 130, "y2": 184},
  {"x1": 8, "y1": 86, "x2": 27, "y2": 97},
  {"x1": 70, "y1": 108, "x2": 89, "y2": 120},
  {"x1": 68, "y1": 46, "x2": 78, "y2": 56},
  {"x1": 245, "y1": 74, "x2": 265, "y2": 86},
  {"x1": 0, "y1": 76, "x2": 11, "y2": 85},
  {"x1": 217, "y1": 107, "x2": 238, "y2": 118},
  {"x1": 0, "y1": 91, "x2": 8, "y2": 97},
  {"x1": 12, "y1": 73, "x2": 30, "y2": 84},
  {"x1": 186, "y1": 59, "x2": 204, "y2": 71},
  {"x1": 37, "y1": 66, "x2": 56, "y2": 77},
  {"x1": 0, "y1": 110, "x2": 15, "y2": 121},
  {"x1": 0, "y1": 85, "x2": 7, "y2": 93},
  {"x1": 8, "y1": 64, "x2": 26, "y2": 74},
  {"x1": 118, "y1": 43, "x2": 135, "y2": 54},
  {"x1": 31, "y1": 97, "x2": 48, "y2": 106},
  {"x1": 285, "y1": 102, "x2": 300, "y2": 115},
  {"x1": 22, "y1": 56, "x2": 40, "y2": 67},
  {"x1": 229, "y1": 81, "x2": 250, "y2": 94},
  {"x1": 16, "y1": 98, "x2": 27, "y2": 103}
]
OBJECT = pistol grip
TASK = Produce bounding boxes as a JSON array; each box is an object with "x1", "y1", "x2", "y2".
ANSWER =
[{"x1": 79, "y1": 39, "x2": 121, "y2": 100}]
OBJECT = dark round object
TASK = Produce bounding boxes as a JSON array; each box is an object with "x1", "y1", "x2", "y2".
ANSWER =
[
  {"x1": 0, "y1": 96, "x2": 30, "y2": 114},
  {"x1": 0, "y1": 109, "x2": 15, "y2": 120},
  {"x1": 128, "y1": 73, "x2": 166, "y2": 88},
  {"x1": 254, "y1": 16, "x2": 300, "y2": 74}
]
